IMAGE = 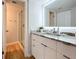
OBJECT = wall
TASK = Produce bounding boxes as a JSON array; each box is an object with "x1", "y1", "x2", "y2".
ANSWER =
[
  {"x1": 29, "y1": 0, "x2": 51, "y2": 31},
  {"x1": 29, "y1": 0, "x2": 42, "y2": 31}
]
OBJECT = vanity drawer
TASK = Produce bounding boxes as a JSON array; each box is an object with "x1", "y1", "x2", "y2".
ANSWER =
[
  {"x1": 32, "y1": 34, "x2": 43, "y2": 43},
  {"x1": 32, "y1": 34, "x2": 57, "y2": 50},
  {"x1": 62, "y1": 43, "x2": 76, "y2": 59},
  {"x1": 57, "y1": 41, "x2": 63, "y2": 53},
  {"x1": 32, "y1": 34, "x2": 38, "y2": 40},
  {"x1": 57, "y1": 41, "x2": 76, "y2": 59},
  {"x1": 43, "y1": 38, "x2": 57, "y2": 50}
]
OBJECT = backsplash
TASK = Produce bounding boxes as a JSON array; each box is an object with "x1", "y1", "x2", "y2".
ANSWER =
[
  {"x1": 43, "y1": 27, "x2": 76, "y2": 33},
  {"x1": 59, "y1": 27, "x2": 76, "y2": 33}
]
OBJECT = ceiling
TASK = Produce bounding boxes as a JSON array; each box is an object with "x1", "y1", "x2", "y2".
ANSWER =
[{"x1": 45, "y1": 0, "x2": 76, "y2": 12}]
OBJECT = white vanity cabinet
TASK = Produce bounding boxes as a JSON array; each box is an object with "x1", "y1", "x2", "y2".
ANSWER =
[
  {"x1": 44, "y1": 46, "x2": 56, "y2": 59},
  {"x1": 32, "y1": 34, "x2": 44, "y2": 59},
  {"x1": 31, "y1": 34, "x2": 76, "y2": 59},
  {"x1": 32, "y1": 34, "x2": 57, "y2": 59},
  {"x1": 36, "y1": 42, "x2": 44, "y2": 59}
]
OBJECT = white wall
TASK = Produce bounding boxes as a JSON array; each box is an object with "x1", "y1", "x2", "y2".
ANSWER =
[
  {"x1": 29, "y1": 0, "x2": 43, "y2": 31},
  {"x1": 29, "y1": 0, "x2": 51, "y2": 31}
]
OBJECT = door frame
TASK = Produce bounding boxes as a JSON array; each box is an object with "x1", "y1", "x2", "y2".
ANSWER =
[
  {"x1": 2, "y1": 0, "x2": 7, "y2": 59},
  {"x1": 2, "y1": 0, "x2": 31, "y2": 58}
]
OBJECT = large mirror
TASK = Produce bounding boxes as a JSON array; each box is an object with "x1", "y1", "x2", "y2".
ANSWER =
[{"x1": 43, "y1": 0, "x2": 76, "y2": 27}]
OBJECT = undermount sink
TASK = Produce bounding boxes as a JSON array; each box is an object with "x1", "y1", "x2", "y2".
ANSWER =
[
  {"x1": 42, "y1": 32, "x2": 65, "y2": 36},
  {"x1": 41, "y1": 32, "x2": 75, "y2": 37}
]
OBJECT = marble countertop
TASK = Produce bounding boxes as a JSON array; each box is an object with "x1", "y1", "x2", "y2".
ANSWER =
[{"x1": 32, "y1": 32, "x2": 76, "y2": 46}]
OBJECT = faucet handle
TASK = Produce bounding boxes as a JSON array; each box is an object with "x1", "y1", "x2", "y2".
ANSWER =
[
  {"x1": 53, "y1": 28, "x2": 57, "y2": 33},
  {"x1": 53, "y1": 28, "x2": 55, "y2": 31}
]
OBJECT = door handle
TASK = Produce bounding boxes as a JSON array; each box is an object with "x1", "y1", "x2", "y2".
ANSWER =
[{"x1": 6, "y1": 30, "x2": 8, "y2": 32}]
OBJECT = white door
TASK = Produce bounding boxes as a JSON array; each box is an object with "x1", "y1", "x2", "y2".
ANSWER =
[
  {"x1": 32, "y1": 42, "x2": 44, "y2": 59},
  {"x1": 49, "y1": 12, "x2": 55, "y2": 26},
  {"x1": 45, "y1": 47, "x2": 56, "y2": 59},
  {"x1": 32, "y1": 40, "x2": 38, "y2": 58},
  {"x1": 6, "y1": 3, "x2": 18, "y2": 43}
]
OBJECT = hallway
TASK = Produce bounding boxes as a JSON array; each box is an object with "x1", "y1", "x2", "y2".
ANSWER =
[
  {"x1": 5, "y1": 43, "x2": 25, "y2": 59},
  {"x1": 5, "y1": 42, "x2": 35, "y2": 59}
]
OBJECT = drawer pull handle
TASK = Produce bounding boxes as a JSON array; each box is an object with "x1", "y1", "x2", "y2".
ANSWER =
[
  {"x1": 41, "y1": 43, "x2": 47, "y2": 47},
  {"x1": 63, "y1": 55, "x2": 70, "y2": 59}
]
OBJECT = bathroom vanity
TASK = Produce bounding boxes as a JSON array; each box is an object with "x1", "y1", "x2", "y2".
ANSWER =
[
  {"x1": 31, "y1": 32, "x2": 76, "y2": 59},
  {"x1": 31, "y1": 0, "x2": 76, "y2": 58}
]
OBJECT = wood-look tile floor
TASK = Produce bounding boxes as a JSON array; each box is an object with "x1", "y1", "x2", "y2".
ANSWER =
[{"x1": 5, "y1": 43, "x2": 25, "y2": 59}]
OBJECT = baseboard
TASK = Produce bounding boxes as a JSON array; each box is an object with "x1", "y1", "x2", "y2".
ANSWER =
[
  {"x1": 17, "y1": 41, "x2": 24, "y2": 52},
  {"x1": 6, "y1": 41, "x2": 19, "y2": 46},
  {"x1": 6, "y1": 41, "x2": 24, "y2": 52}
]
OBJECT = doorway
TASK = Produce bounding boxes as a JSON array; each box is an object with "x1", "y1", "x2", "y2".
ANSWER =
[
  {"x1": 4, "y1": 0, "x2": 25, "y2": 51},
  {"x1": 2, "y1": 0, "x2": 26, "y2": 59}
]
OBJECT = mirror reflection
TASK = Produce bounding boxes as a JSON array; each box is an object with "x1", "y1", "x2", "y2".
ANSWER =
[{"x1": 43, "y1": 0, "x2": 76, "y2": 27}]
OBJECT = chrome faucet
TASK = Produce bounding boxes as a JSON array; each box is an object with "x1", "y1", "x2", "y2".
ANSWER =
[
  {"x1": 52, "y1": 27, "x2": 60, "y2": 35},
  {"x1": 53, "y1": 28, "x2": 57, "y2": 33},
  {"x1": 53, "y1": 28, "x2": 55, "y2": 33}
]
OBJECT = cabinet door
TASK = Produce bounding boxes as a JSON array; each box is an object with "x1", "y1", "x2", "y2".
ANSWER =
[
  {"x1": 32, "y1": 41, "x2": 44, "y2": 59},
  {"x1": 32, "y1": 41, "x2": 38, "y2": 58},
  {"x1": 57, "y1": 52, "x2": 67, "y2": 59},
  {"x1": 45, "y1": 47, "x2": 56, "y2": 59},
  {"x1": 57, "y1": 41, "x2": 76, "y2": 59},
  {"x1": 63, "y1": 44, "x2": 76, "y2": 59},
  {"x1": 36, "y1": 43, "x2": 44, "y2": 59}
]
